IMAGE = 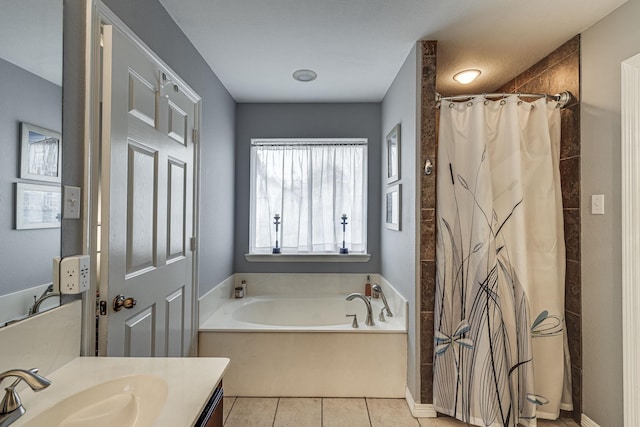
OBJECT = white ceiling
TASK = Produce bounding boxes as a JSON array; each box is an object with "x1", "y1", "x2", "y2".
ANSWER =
[
  {"x1": 0, "y1": 0, "x2": 626, "y2": 101},
  {"x1": 157, "y1": 0, "x2": 626, "y2": 102}
]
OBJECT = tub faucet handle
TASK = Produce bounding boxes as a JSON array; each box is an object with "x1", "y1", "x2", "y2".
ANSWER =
[
  {"x1": 379, "y1": 308, "x2": 386, "y2": 322},
  {"x1": 346, "y1": 293, "x2": 374, "y2": 326},
  {"x1": 346, "y1": 314, "x2": 358, "y2": 328}
]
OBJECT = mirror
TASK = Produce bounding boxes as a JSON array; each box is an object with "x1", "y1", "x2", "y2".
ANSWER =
[{"x1": 0, "y1": 0, "x2": 63, "y2": 326}]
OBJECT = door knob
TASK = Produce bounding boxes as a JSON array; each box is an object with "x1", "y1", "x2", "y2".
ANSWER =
[{"x1": 113, "y1": 294, "x2": 137, "y2": 311}]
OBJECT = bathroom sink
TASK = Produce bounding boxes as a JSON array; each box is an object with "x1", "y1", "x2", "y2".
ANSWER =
[{"x1": 23, "y1": 374, "x2": 168, "y2": 427}]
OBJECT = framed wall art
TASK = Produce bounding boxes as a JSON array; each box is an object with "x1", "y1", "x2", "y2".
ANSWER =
[
  {"x1": 385, "y1": 184, "x2": 401, "y2": 231},
  {"x1": 386, "y1": 123, "x2": 400, "y2": 184},
  {"x1": 20, "y1": 122, "x2": 62, "y2": 183},
  {"x1": 15, "y1": 183, "x2": 62, "y2": 229}
]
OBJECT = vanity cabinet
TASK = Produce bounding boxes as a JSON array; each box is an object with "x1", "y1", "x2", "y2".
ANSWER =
[{"x1": 194, "y1": 382, "x2": 223, "y2": 427}]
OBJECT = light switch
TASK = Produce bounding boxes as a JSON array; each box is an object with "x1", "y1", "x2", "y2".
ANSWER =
[
  {"x1": 591, "y1": 194, "x2": 605, "y2": 215},
  {"x1": 63, "y1": 186, "x2": 81, "y2": 219}
]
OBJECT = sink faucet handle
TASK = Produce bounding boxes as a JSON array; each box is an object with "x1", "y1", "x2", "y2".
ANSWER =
[
  {"x1": 346, "y1": 314, "x2": 359, "y2": 328},
  {"x1": 6, "y1": 369, "x2": 38, "y2": 390},
  {"x1": 0, "y1": 368, "x2": 51, "y2": 425},
  {"x1": 0, "y1": 369, "x2": 51, "y2": 391}
]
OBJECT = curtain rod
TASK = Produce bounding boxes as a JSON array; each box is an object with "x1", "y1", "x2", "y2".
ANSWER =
[
  {"x1": 252, "y1": 139, "x2": 367, "y2": 147},
  {"x1": 436, "y1": 91, "x2": 572, "y2": 108}
]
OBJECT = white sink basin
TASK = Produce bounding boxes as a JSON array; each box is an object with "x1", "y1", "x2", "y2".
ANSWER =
[{"x1": 24, "y1": 374, "x2": 168, "y2": 427}]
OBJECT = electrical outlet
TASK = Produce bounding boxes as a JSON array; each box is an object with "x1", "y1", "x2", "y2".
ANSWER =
[{"x1": 59, "y1": 255, "x2": 90, "y2": 294}]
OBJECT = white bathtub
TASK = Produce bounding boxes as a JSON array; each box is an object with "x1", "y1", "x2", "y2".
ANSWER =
[
  {"x1": 200, "y1": 295, "x2": 406, "y2": 332},
  {"x1": 198, "y1": 274, "x2": 408, "y2": 397}
]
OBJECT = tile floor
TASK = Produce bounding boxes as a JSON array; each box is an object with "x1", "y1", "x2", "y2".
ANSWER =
[{"x1": 222, "y1": 397, "x2": 580, "y2": 427}]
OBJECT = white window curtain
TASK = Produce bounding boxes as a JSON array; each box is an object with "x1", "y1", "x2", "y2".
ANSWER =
[{"x1": 250, "y1": 139, "x2": 367, "y2": 254}]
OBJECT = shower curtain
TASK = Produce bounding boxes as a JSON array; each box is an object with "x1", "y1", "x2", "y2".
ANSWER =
[{"x1": 433, "y1": 96, "x2": 573, "y2": 426}]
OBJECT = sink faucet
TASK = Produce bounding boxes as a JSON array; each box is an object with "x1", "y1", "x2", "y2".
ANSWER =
[
  {"x1": 372, "y1": 284, "x2": 393, "y2": 317},
  {"x1": 28, "y1": 285, "x2": 60, "y2": 316},
  {"x1": 0, "y1": 368, "x2": 51, "y2": 427},
  {"x1": 346, "y1": 293, "x2": 374, "y2": 326}
]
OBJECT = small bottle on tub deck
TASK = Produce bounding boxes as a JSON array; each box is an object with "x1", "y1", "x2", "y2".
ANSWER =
[
  {"x1": 235, "y1": 280, "x2": 247, "y2": 298},
  {"x1": 365, "y1": 275, "x2": 372, "y2": 297}
]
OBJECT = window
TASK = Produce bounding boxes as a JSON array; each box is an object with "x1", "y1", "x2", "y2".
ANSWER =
[{"x1": 250, "y1": 139, "x2": 368, "y2": 255}]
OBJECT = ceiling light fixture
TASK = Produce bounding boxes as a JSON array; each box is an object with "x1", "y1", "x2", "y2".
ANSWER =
[
  {"x1": 453, "y1": 69, "x2": 481, "y2": 85},
  {"x1": 293, "y1": 69, "x2": 317, "y2": 82}
]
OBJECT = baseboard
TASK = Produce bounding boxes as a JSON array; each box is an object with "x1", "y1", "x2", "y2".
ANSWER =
[
  {"x1": 405, "y1": 387, "x2": 437, "y2": 418},
  {"x1": 581, "y1": 414, "x2": 602, "y2": 427}
]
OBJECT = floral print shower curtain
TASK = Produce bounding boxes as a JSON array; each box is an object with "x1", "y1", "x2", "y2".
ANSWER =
[{"x1": 434, "y1": 96, "x2": 573, "y2": 426}]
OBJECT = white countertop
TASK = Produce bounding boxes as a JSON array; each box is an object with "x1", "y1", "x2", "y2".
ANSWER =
[{"x1": 17, "y1": 356, "x2": 230, "y2": 427}]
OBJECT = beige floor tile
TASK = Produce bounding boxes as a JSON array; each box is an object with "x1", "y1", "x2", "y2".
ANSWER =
[
  {"x1": 418, "y1": 418, "x2": 439, "y2": 427},
  {"x1": 323, "y1": 398, "x2": 371, "y2": 427},
  {"x1": 428, "y1": 415, "x2": 469, "y2": 426},
  {"x1": 559, "y1": 419, "x2": 580, "y2": 427},
  {"x1": 367, "y1": 398, "x2": 420, "y2": 427},
  {"x1": 222, "y1": 397, "x2": 236, "y2": 424},
  {"x1": 419, "y1": 415, "x2": 571, "y2": 427},
  {"x1": 537, "y1": 420, "x2": 571, "y2": 427},
  {"x1": 224, "y1": 397, "x2": 278, "y2": 427},
  {"x1": 273, "y1": 397, "x2": 322, "y2": 427},
  {"x1": 440, "y1": 415, "x2": 470, "y2": 426}
]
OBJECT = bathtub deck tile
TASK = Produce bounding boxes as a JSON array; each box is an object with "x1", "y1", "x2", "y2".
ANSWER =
[
  {"x1": 223, "y1": 397, "x2": 278, "y2": 427},
  {"x1": 367, "y1": 398, "x2": 420, "y2": 427},
  {"x1": 273, "y1": 397, "x2": 322, "y2": 427},
  {"x1": 323, "y1": 398, "x2": 371, "y2": 427}
]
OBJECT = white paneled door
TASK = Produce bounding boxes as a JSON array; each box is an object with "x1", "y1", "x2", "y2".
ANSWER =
[{"x1": 99, "y1": 24, "x2": 199, "y2": 357}]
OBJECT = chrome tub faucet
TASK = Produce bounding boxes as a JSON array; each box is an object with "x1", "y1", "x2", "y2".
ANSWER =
[
  {"x1": 346, "y1": 293, "x2": 374, "y2": 326},
  {"x1": 372, "y1": 284, "x2": 393, "y2": 317},
  {"x1": 0, "y1": 368, "x2": 51, "y2": 427}
]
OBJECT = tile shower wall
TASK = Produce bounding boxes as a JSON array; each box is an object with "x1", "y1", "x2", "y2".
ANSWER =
[
  {"x1": 495, "y1": 35, "x2": 582, "y2": 422},
  {"x1": 419, "y1": 36, "x2": 582, "y2": 421}
]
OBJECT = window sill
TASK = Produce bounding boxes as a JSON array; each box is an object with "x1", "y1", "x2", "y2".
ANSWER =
[{"x1": 245, "y1": 253, "x2": 371, "y2": 263}]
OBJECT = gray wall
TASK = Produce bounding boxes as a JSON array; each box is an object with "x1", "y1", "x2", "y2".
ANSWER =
[
  {"x1": 0, "y1": 58, "x2": 61, "y2": 295},
  {"x1": 234, "y1": 103, "x2": 381, "y2": 273},
  {"x1": 380, "y1": 45, "x2": 420, "y2": 400},
  {"x1": 101, "y1": 0, "x2": 237, "y2": 296},
  {"x1": 581, "y1": 0, "x2": 640, "y2": 424}
]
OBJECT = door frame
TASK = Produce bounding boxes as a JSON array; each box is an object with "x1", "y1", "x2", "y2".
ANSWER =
[
  {"x1": 75, "y1": 0, "x2": 201, "y2": 357},
  {"x1": 621, "y1": 51, "x2": 640, "y2": 427}
]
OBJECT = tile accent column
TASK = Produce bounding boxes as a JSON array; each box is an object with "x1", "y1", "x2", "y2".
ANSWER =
[
  {"x1": 496, "y1": 35, "x2": 582, "y2": 422},
  {"x1": 418, "y1": 40, "x2": 437, "y2": 404}
]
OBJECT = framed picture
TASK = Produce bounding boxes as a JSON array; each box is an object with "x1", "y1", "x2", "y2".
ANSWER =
[
  {"x1": 20, "y1": 122, "x2": 62, "y2": 183},
  {"x1": 386, "y1": 123, "x2": 400, "y2": 184},
  {"x1": 16, "y1": 183, "x2": 62, "y2": 229},
  {"x1": 385, "y1": 184, "x2": 401, "y2": 231}
]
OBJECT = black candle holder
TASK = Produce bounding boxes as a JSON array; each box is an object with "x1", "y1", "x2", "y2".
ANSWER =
[
  {"x1": 339, "y1": 214, "x2": 349, "y2": 254},
  {"x1": 272, "y1": 214, "x2": 281, "y2": 254}
]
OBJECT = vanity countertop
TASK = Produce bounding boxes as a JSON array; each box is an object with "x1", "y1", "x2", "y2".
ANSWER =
[{"x1": 17, "y1": 356, "x2": 230, "y2": 426}]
